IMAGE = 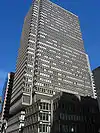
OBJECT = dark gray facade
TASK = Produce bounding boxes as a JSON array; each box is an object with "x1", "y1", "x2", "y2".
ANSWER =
[
  {"x1": 0, "y1": 72, "x2": 14, "y2": 133},
  {"x1": 0, "y1": 112, "x2": 1, "y2": 133},
  {"x1": 93, "y1": 67, "x2": 100, "y2": 110},
  {"x1": 51, "y1": 92, "x2": 100, "y2": 133},
  {"x1": 1, "y1": 72, "x2": 14, "y2": 121},
  {"x1": 23, "y1": 92, "x2": 100, "y2": 133}
]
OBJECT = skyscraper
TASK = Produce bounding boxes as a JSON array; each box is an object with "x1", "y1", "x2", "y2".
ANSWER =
[
  {"x1": 7, "y1": 0, "x2": 96, "y2": 132},
  {"x1": 10, "y1": 0, "x2": 95, "y2": 115}
]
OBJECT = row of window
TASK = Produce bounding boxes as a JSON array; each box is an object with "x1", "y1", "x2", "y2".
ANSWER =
[
  {"x1": 39, "y1": 55, "x2": 87, "y2": 71},
  {"x1": 39, "y1": 124, "x2": 49, "y2": 132},
  {"x1": 35, "y1": 86, "x2": 54, "y2": 95},
  {"x1": 38, "y1": 27, "x2": 84, "y2": 52},
  {"x1": 26, "y1": 102, "x2": 39, "y2": 115},
  {"x1": 39, "y1": 19, "x2": 81, "y2": 43},
  {"x1": 39, "y1": 113, "x2": 49, "y2": 121},
  {"x1": 37, "y1": 37, "x2": 86, "y2": 62},
  {"x1": 59, "y1": 113, "x2": 86, "y2": 122},
  {"x1": 37, "y1": 60, "x2": 90, "y2": 81},
  {"x1": 38, "y1": 29, "x2": 82, "y2": 55},
  {"x1": 37, "y1": 46, "x2": 87, "y2": 72},
  {"x1": 41, "y1": 2, "x2": 78, "y2": 25},
  {"x1": 39, "y1": 15, "x2": 81, "y2": 39},
  {"x1": 61, "y1": 125, "x2": 76, "y2": 133},
  {"x1": 40, "y1": 103, "x2": 51, "y2": 110},
  {"x1": 25, "y1": 114, "x2": 38, "y2": 126},
  {"x1": 38, "y1": 66, "x2": 87, "y2": 79}
]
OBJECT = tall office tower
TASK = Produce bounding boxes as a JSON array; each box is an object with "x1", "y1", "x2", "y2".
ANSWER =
[
  {"x1": 10, "y1": 0, "x2": 95, "y2": 115},
  {"x1": 7, "y1": 0, "x2": 96, "y2": 132}
]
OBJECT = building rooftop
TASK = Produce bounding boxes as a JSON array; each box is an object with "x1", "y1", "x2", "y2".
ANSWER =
[
  {"x1": 48, "y1": 0, "x2": 78, "y2": 18},
  {"x1": 93, "y1": 66, "x2": 100, "y2": 71}
]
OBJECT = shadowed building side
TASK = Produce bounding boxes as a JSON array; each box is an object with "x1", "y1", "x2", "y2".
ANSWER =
[
  {"x1": 1, "y1": 72, "x2": 14, "y2": 121},
  {"x1": 0, "y1": 72, "x2": 14, "y2": 133},
  {"x1": 51, "y1": 92, "x2": 100, "y2": 133},
  {"x1": 93, "y1": 66, "x2": 100, "y2": 110}
]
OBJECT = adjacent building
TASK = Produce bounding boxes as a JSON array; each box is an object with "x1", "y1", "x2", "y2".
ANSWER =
[
  {"x1": 93, "y1": 66, "x2": 100, "y2": 110},
  {"x1": 0, "y1": 72, "x2": 14, "y2": 133},
  {"x1": 51, "y1": 92, "x2": 100, "y2": 133},
  {"x1": 0, "y1": 98, "x2": 1, "y2": 113},
  {"x1": 7, "y1": 111, "x2": 25, "y2": 133},
  {"x1": 24, "y1": 94, "x2": 51, "y2": 133},
  {"x1": 1, "y1": 72, "x2": 14, "y2": 121},
  {"x1": 7, "y1": 0, "x2": 96, "y2": 133},
  {"x1": 0, "y1": 114, "x2": 1, "y2": 133},
  {"x1": 23, "y1": 92, "x2": 100, "y2": 133},
  {"x1": 0, "y1": 97, "x2": 1, "y2": 104}
]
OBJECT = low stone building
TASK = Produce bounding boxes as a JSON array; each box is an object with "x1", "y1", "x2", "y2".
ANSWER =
[{"x1": 24, "y1": 94, "x2": 51, "y2": 133}]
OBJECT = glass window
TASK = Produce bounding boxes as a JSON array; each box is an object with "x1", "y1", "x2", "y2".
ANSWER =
[
  {"x1": 40, "y1": 113, "x2": 42, "y2": 120},
  {"x1": 43, "y1": 124, "x2": 45, "y2": 132},
  {"x1": 40, "y1": 103, "x2": 42, "y2": 109},
  {"x1": 43, "y1": 103, "x2": 45, "y2": 109},
  {"x1": 46, "y1": 103, "x2": 48, "y2": 110},
  {"x1": 43, "y1": 113, "x2": 45, "y2": 120},
  {"x1": 39, "y1": 125, "x2": 42, "y2": 132},
  {"x1": 46, "y1": 114, "x2": 49, "y2": 121}
]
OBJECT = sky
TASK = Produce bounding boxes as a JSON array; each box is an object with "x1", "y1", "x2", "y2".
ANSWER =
[{"x1": 0, "y1": 0, "x2": 100, "y2": 95}]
